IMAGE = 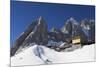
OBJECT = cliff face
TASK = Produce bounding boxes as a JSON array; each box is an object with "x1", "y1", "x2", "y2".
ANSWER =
[
  {"x1": 21, "y1": 17, "x2": 48, "y2": 46},
  {"x1": 10, "y1": 20, "x2": 38, "y2": 56},
  {"x1": 11, "y1": 17, "x2": 95, "y2": 56}
]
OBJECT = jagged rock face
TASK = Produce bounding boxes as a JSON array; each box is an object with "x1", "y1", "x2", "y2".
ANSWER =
[
  {"x1": 49, "y1": 27, "x2": 64, "y2": 42},
  {"x1": 11, "y1": 17, "x2": 95, "y2": 56},
  {"x1": 11, "y1": 20, "x2": 38, "y2": 56},
  {"x1": 89, "y1": 20, "x2": 95, "y2": 43},
  {"x1": 36, "y1": 17, "x2": 48, "y2": 45},
  {"x1": 22, "y1": 17, "x2": 48, "y2": 47},
  {"x1": 11, "y1": 17, "x2": 48, "y2": 56},
  {"x1": 61, "y1": 18, "x2": 81, "y2": 42},
  {"x1": 61, "y1": 18, "x2": 72, "y2": 35},
  {"x1": 80, "y1": 19, "x2": 95, "y2": 45},
  {"x1": 61, "y1": 18, "x2": 95, "y2": 45},
  {"x1": 49, "y1": 27, "x2": 71, "y2": 43},
  {"x1": 61, "y1": 18, "x2": 81, "y2": 37}
]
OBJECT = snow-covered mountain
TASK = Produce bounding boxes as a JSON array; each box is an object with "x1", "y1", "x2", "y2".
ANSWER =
[
  {"x1": 11, "y1": 44, "x2": 95, "y2": 66},
  {"x1": 11, "y1": 17, "x2": 95, "y2": 66},
  {"x1": 80, "y1": 19, "x2": 95, "y2": 44},
  {"x1": 11, "y1": 17, "x2": 48, "y2": 56}
]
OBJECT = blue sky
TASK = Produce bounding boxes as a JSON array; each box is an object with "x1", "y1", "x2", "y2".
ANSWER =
[{"x1": 10, "y1": 1, "x2": 95, "y2": 46}]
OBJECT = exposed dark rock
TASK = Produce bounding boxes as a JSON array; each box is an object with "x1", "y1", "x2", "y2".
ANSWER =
[
  {"x1": 11, "y1": 17, "x2": 48, "y2": 56},
  {"x1": 61, "y1": 17, "x2": 80, "y2": 43},
  {"x1": 80, "y1": 19, "x2": 95, "y2": 46},
  {"x1": 49, "y1": 27, "x2": 64, "y2": 42},
  {"x1": 89, "y1": 20, "x2": 95, "y2": 43},
  {"x1": 11, "y1": 20, "x2": 38, "y2": 56},
  {"x1": 11, "y1": 17, "x2": 95, "y2": 56},
  {"x1": 22, "y1": 16, "x2": 48, "y2": 46}
]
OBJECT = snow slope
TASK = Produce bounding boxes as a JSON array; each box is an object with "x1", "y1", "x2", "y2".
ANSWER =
[{"x1": 11, "y1": 44, "x2": 95, "y2": 66}]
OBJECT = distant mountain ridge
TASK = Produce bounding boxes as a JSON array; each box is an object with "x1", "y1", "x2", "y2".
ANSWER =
[{"x1": 11, "y1": 17, "x2": 95, "y2": 56}]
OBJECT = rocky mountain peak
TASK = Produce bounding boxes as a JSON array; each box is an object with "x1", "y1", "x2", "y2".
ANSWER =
[{"x1": 11, "y1": 17, "x2": 95, "y2": 57}]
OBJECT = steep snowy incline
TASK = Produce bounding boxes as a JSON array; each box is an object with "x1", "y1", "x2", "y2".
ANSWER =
[{"x1": 11, "y1": 44, "x2": 95, "y2": 66}]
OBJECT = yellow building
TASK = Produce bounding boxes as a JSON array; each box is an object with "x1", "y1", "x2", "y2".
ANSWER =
[{"x1": 72, "y1": 36, "x2": 81, "y2": 44}]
